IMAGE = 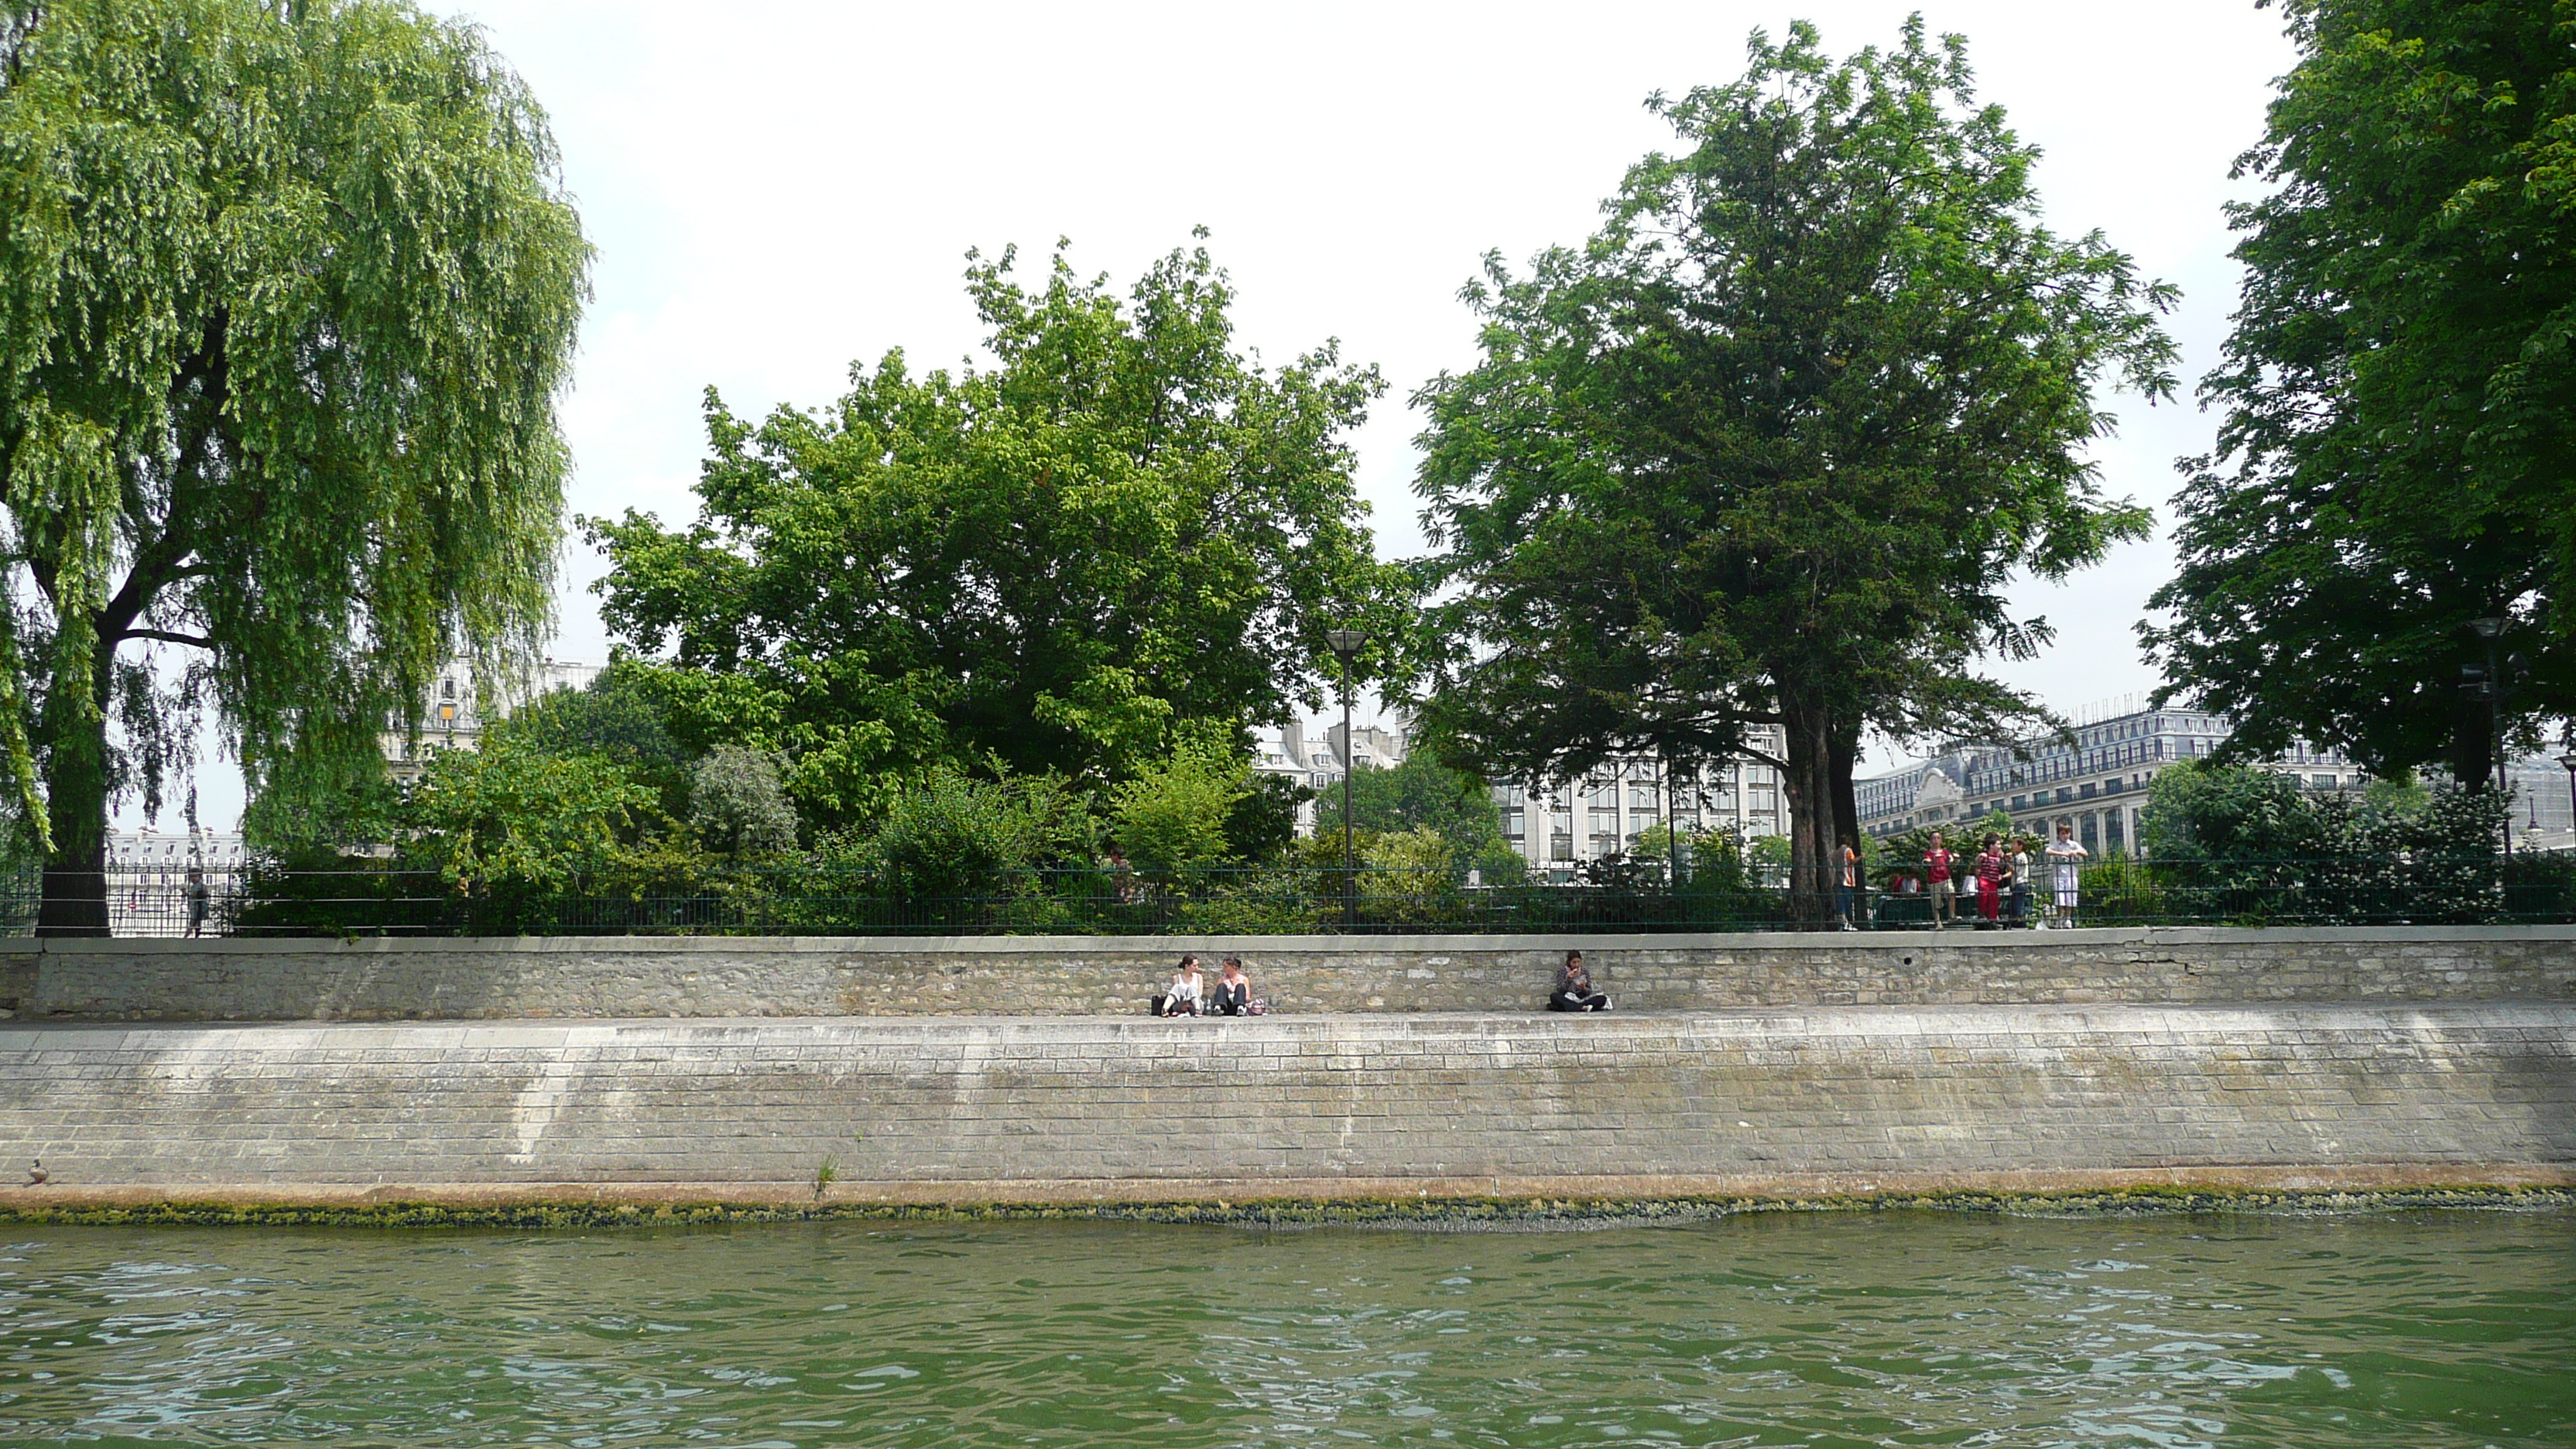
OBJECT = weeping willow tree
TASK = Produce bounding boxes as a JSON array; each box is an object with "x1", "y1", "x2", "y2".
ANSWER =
[{"x1": 0, "y1": 0, "x2": 588, "y2": 932}]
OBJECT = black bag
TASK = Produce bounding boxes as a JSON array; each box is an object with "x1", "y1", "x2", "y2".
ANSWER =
[{"x1": 1149, "y1": 993, "x2": 1168, "y2": 1017}]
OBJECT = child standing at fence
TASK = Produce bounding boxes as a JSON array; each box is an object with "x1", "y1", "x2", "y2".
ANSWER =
[{"x1": 1974, "y1": 836, "x2": 2004, "y2": 924}]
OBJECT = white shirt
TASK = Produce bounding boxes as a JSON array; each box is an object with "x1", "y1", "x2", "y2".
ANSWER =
[
  {"x1": 1167, "y1": 973, "x2": 1203, "y2": 1005},
  {"x1": 2046, "y1": 838, "x2": 2088, "y2": 886}
]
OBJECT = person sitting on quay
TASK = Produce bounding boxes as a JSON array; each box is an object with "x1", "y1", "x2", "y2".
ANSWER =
[
  {"x1": 1548, "y1": 950, "x2": 1612, "y2": 1012},
  {"x1": 1153, "y1": 955, "x2": 1204, "y2": 1016},
  {"x1": 1211, "y1": 956, "x2": 1254, "y2": 1016},
  {"x1": 1923, "y1": 831, "x2": 1957, "y2": 927}
]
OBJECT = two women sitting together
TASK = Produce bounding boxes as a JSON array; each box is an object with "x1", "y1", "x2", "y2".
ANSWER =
[{"x1": 1153, "y1": 954, "x2": 1259, "y2": 1016}]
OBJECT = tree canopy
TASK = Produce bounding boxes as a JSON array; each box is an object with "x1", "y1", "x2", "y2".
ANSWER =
[
  {"x1": 2146, "y1": 0, "x2": 2576, "y2": 785},
  {"x1": 587, "y1": 238, "x2": 1410, "y2": 827},
  {"x1": 0, "y1": 0, "x2": 587, "y2": 930},
  {"x1": 1411, "y1": 19, "x2": 2175, "y2": 919},
  {"x1": 1310, "y1": 748, "x2": 1519, "y2": 879}
]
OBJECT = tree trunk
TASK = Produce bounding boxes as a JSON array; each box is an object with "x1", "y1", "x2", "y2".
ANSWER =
[
  {"x1": 1779, "y1": 693, "x2": 1836, "y2": 926},
  {"x1": 1828, "y1": 714, "x2": 1862, "y2": 858},
  {"x1": 2449, "y1": 689, "x2": 2496, "y2": 793},
  {"x1": 36, "y1": 704, "x2": 110, "y2": 937}
]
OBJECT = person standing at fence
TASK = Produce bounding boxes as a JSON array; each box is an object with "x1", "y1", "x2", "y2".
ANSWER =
[
  {"x1": 2009, "y1": 841, "x2": 2033, "y2": 927},
  {"x1": 1836, "y1": 838, "x2": 1862, "y2": 931},
  {"x1": 2045, "y1": 824, "x2": 2088, "y2": 928},
  {"x1": 1923, "y1": 832, "x2": 1957, "y2": 927},
  {"x1": 184, "y1": 871, "x2": 210, "y2": 938},
  {"x1": 1974, "y1": 836, "x2": 2004, "y2": 925}
]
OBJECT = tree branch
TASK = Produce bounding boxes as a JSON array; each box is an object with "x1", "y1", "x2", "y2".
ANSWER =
[{"x1": 115, "y1": 629, "x2": 213, "y2": 650}]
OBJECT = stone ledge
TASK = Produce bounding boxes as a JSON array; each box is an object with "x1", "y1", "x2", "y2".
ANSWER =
[{"x1": 6, "y1": 927, "x2": 2571, "y2": 1023}]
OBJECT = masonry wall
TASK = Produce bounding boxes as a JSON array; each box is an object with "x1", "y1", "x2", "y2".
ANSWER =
[
  {"x1": 0, "y1": 926, "x2": 2567, "y2": 1023},
  {"x1": 0, "y1": 1005, "x2": 2566, "y2": 1204}
]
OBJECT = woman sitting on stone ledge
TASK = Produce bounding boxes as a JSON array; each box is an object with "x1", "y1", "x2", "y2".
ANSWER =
[
  {"x1": 1211, "y1": 957, "x2": 1254, "y2": 1016},
  {"x1": 1152, "y1": 956, "x2": 1204, "y2": 1016},
  {"x1": 1548, "y1": 951, "x2": 1612, "y2": 1012}
]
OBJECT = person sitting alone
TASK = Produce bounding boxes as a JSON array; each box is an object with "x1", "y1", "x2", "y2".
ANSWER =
[
  {"x1": 1547, "y1": 950, "x2": 1611, "y2": 1012},
  {"x1": 1211, "y1": 956, "x2": 1253, "y2": 1016},
  {"x1": 1153, "y1": 954, "x2": 1204, "y2": 1017}
]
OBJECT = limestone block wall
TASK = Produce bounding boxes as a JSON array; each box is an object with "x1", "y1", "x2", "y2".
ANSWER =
[
  {"x1": 0, "y1": 1005, "x2": 2565, "y2": 1203},
  {"x1": 0, "y1": 926, "x2": 2569, "y2": 1023}
]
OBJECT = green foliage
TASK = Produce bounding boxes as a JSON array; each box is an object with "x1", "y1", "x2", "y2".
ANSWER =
[
  {"x1": 2135, "y1": 760, "x2": 2510, "y2": 923},
  {"x1": 1222, "y1": 772, "x2": 1307, "y2": 865},
  {"x1": 239, "y1": 728, "x2": 401, "y2": 863},
  {"x1": 585, "y1": 237, "x2": 1409, "y2": 828},
  {"x1": 498, "y1": 666, "x2": 693, "y2": 819},
  {"x1": 399, "y1": 734, "x2": 662, "y2": 894},
  {"x1": 1311, "y1": 749, "x2": 1521, "y2": 879},
  {"x1": 1108, "y1": 738, "x2": 1248, "y2": 875},
  {"x1": 1411, "y1": 17, "x2": 2174, "y2": 920},
  {"x1": 2143, "y1": 760, "x2": 2509, "y2": 864},
  {"x1": 2146, "y1": 0, "x2": 2576, "y2": 783},
  {"x1": 0, "y1": 0, "x2": 587, "y2": 927},
  {"x1": 1356, "y1": 825, "x2": 1459, "y2": 921},
  {"x1": 817, "y1": 766, "x2": 1091, "y2": 900},
  {"x1": 689, "y1": 745, "x2": 798, "y2": 857}
]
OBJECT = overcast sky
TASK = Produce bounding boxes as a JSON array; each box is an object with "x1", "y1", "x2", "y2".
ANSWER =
[{"x1": 153, "y1": 0, "x2": 2306, "y2": 830}]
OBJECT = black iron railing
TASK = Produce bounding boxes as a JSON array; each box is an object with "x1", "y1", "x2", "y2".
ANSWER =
[{"x1": 0, "y1": 852, "x2": 2550, "y2": 937}]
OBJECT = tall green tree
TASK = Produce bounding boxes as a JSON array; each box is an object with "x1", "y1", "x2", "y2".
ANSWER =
[
  {"x1": 0, "y1": 0, "x2": 587, "y2": 931},
  {"x1": 1413, "y1": 19, "x2": 2175, "y2": 920},
  {"x1": 1311, "y1": 748, "x2": 1519, "y2": 879},
  {"x1": 2146, "y1": 0, "x2": 2576, "y2": 783},
  {"x1": 588, "y1": 238, "x2": 1409, "y2": 824}
]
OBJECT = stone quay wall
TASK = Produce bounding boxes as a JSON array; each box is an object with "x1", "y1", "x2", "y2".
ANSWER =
[
  {"x1": 0, "y1": 1005, "x2": 2566, "y2": 1206},
  {"x1": 2, "y1": 925, "x2": 2570, "y2": 1023}
]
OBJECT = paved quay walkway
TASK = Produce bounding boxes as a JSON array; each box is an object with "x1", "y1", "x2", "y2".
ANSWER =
[{"x1": 0, "y1": 1005, "x2": 2567, "y2": 1207}]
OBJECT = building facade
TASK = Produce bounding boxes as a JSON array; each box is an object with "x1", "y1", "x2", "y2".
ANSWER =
[
  {"x1": 1256, "y1": 717, "x2": 1794, "y2": 869},
  {"x1": 104, "y1": 827, "x2": 248, "y2": 937},
  {"x1": 1855, "y1": 704, "x2": 2365, "y2": 856},
  {"x1": 1490, "y1": 728, "x2": 1794, "y2": 873},
  {"x1": 381, "y1": 657, "x2": 601, "y2": 782}
]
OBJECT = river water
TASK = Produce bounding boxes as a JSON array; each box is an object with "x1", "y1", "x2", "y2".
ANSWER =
[{"x1": 0, "y1": 1208, "x2": 2566, "y2": 1447}]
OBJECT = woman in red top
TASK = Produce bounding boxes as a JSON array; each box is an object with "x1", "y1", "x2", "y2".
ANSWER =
[
  {"x1": 1923, "y1": 831, "x2": 1956, "y2": 927},
  {"x1": 1974, "y1": 834, "x2": 2006, "y2": 923}
]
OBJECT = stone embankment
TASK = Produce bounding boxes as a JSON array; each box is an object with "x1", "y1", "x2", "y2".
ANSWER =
[
  {"x1": 0, "y1": 927, "x2": 2565, "y2": 1211},
  {"x1": 3, "y1": 924, "x2": 2569, "y2": 1021}
]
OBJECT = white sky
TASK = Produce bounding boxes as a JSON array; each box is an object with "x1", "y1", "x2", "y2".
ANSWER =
[{"x1": 149, "y1": 0, "x2": 2300, "y2": 831}]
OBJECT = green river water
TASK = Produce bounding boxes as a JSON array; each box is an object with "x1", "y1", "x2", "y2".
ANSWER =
[{"x1": 0, "y1": 1208, "x2": 2567, "y2": 1447}]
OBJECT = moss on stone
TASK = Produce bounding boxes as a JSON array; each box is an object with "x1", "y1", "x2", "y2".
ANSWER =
[{"x1": 0, "y1": 1184, "x2": 2564, "y2": 1231}]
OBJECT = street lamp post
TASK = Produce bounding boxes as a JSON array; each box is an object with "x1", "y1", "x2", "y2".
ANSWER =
[
  {"x1": 2466, "y1": 617, "x2": 2510, "y2": 862},
  {"x1": 2557, "y1": 743, "x2": 2576, "y2": 854},
  {"x1": 1324, "y1": 628, "x2": 1369, "y2": 930}
]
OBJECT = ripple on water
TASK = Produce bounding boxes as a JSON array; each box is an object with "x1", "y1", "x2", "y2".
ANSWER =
[{"x1": 0, "y1": 1209, "x2": 2563, "y2": 1447}]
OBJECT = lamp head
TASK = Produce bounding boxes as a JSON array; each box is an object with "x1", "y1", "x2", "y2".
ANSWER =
[
  {"x1": 2468, "y1": 616, "x2": 2506, "y2": 639},
  {"x1": 2559, "y1": 750, "x2": 2576, "y2": 774},
  {"x1": 1324, "y1": 628, "x2": 1368, "y2": 658}
]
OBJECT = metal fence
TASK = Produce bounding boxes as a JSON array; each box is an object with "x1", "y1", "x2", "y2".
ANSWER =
[{"x1": 0, "y1": 854, "x2": 2547, "y2": 937}]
